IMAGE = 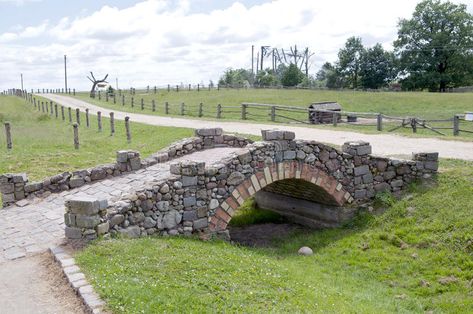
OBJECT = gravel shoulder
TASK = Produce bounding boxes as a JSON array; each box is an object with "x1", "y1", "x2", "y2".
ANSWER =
[{"x1": 41, "y1": 94, "x2": 473, "y2": 161}]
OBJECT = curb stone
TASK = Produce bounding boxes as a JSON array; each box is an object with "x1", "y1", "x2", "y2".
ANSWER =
[{"x1": 49, "y1": 246, "x2": 106, "y2": 314}]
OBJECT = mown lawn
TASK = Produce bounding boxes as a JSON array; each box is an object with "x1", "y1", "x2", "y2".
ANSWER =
[
  {"x1": 71, "y1": 88, "x2": 473, "y2": 140},
  {"x1": 0, "y1": 95, "x2": 193, "y2": 181},
  {"x1": 76, "y1": 159, "x2": 473, "y2": 313}
]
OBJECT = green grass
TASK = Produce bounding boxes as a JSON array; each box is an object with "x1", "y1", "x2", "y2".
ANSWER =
[
  {"x1": 76, "y1": 159, "x2": 473, "y2": 313},
  {"x1": 0, "y1": 95, "x2": 194, "y2": 181},
  {"x1": 70, "y1": 88, "x2": 473, "y2": 140},
  {"x1": 228, "y1": 198, "x2": 285, "y2": 227}
]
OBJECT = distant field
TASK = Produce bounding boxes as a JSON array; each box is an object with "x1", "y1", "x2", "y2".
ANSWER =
[
  {"x1": 0, "y1": 95, "x2": 193, "y2": 181},
  {"x1": 72, "y1": 88, "x2": 473, "y2": 140}
]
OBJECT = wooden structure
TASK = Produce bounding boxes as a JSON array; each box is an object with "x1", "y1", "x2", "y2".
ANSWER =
[{"x1": 308, "y1": 102, "x2": 342, "y2": 124}]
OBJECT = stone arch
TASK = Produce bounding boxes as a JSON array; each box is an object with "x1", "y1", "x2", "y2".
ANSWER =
[{"x1": 209, "y1": 161, "x2": 352, "y2": 232}]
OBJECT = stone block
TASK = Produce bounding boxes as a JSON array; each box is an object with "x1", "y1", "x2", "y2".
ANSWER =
[
  {"x1": 0, "y1": 183, "x2": 14, "y2": 194},
  {"x1": 130, "y1": 157, "x2": 141, "y2": 171},
  {"x1": 90, "y1": 167, "x2": 107, "y2": 181},
  {"x1": 24, "y1": 182, "x2": 43, "y2": 193},
  {"x1": 2, "y1": 193, "x2": 14, "y2": 203},
  {"x1": 116, "y1": 150, "x2": 129, "y2": 163},
  {"x1": 362, "y1": 173, "x2": 373, "y2": 184},
  {"x1": 110, "y1": 214, "x2": 125, "y2": 227},
  {"x1": 261, "y1": 130, "x2": 284, "y2": 141},
  {"x1": 424, "y1": 161, "x2": 438, "y2": 171},
  {"x1": 183, "y1": 196, "x2": 196, "y2": 207},
  {"x1": 390, "y1": 179, "x2": 404, "y2": 188},
  {"x1": 182, "y1": 176, "x2": 198, "y2": 187},
  {"x1": 283, "y1": 131, "x2": 296, "y2": 140},
  {"x1": 374, "y1": 182, "x2": 391, "y2": 192},
  {"x1": 75, "y1": 215, "x2": 101, "y2": 229},
  {"x1": 183, "y1": 210, "x2": 198, "y2": 221},
  {"x1": 67, "y1": 197, "x2": 101, "y2": 215},
  {"x1": 64, "y1": 213, "x2": 76, "y2": 226},
  {"x1": 96, "y1": 222, "x2": 110, "y2": 235},
  {"x1": 118, "y1": 226, "x2": 141, "y2": 238},
  {"x1": 354, "y1": 189, "x2": 367, "y2": 199},
  {"x1": 383, "y1": 171, "x2": 396, "y2": 180},
  {"x1": 413, "y1": 152, "x2": 439, "y2": 161},
  {"x1": 354, "y1": 165, "x2": 370, "y2": 176},
  {"x1": 69, "y1": 177, "x2": 85, "y2": 188},
  {"x1": 195, "y1": 128, "x2": 221, "y2": 136},
  {"x1": 193, "y1": 218, "x2": 208, "y2": 230},
  {"x1": 283, "y1": 151, "x2": 296, "y2": 160},
  {"x1": 12, "y1": 173, "x2": 27, "y2": 183},
  {"x1": 65, "y1": 226, "x2": 82, "y2": 239},
  {"x1": 237, "y1": 150, "x2": 252, "y2": 164}
]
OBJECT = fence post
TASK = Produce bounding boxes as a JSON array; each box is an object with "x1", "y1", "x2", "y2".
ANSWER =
[
  {"x1": 154, "y1": 86, "x2": 157, "y2": 94},
  {"x1": 76, "y1": 108, "x2": 80, "y2": 125},
  {"x1": 198, "y1": 103, "x2": 203, "y2": 117},
  {"x1": 4, "y1": 122, "x2": 12, "y2": 150},
  {"x1": 165, "y1": 102, "x2": 169, "y2": 114},
  {"x1": 131, "y1": 97, "x2": 134, "y2": 108},
  {"x1": 85, "y1": 109, "x2": 90, "y2": 127},
  {"x1": 50, "y1": 101, "x2": 53, "y2": 115},
  {"x1": 113, "y1": 95, "x2": 116, "y2": 104},
  {"x1": 377, "y1": 114, "x2": 383, "y2": 131},
  {"x1": 61, "y1": 106, "x2": 65, "y2": 121},
  {"x1": 188, "y1": 84, "x2": 191, "y2": 91},
  {"x1": 73, "y1": 88, "x2": 76, "y2": 96},
  {"x1": 68, "y1": 107, "x2": 72, "y2": 123},
  {"x1": 332, "y1": 112, "x2": 338, "y2": 127},
  {"x1": 125, "y1": 116, "x2": 131, "y2": 143},
  {"x1": 180, "y1": 102, "x2": 185, "y2": 115},
  {"x1": 97, "y1": 111, "x2": 102, "y2": 132},
  {"x1": 271, "y1": 106, "x2": 276, "y2": 122},
  {"x1": 453, "y1": 114, "x2": 460, "y2": 136},
  {"x1": 176, "y1": 85, "x2": 179, "y2": 92},
  {"x1": 54, "y1": 103, "x2": 58, "y2": 118},
  {"x1": 141, "y1": 98, "x2": 144, "y2": 110},
  {"x1": 73, "y1": 123, "x2": 79, "y2": 149},
  {"x1": 152, "y1": 100, "x2": 156, "y2": 112},
  {"x1": 122, "y1": 95, "x2": 125, "y2": 106},
  {"x1": 147, "y1": 86, "x2": 149, "y2": 93},
  {"x1": 167, "y1": 84, "x2": 170, "y2": 92},
  {"x1": 98, "y1": 91, "x2": 101, "y2": 100},
  {"x1": 110, "y1": 112, "x2": 115, "y2": 136},
  {"x1": 197, "y1": 84, "x2": 200, "y2": 92},
  {"x1": 106, "y1": 93, "x2": 109, "y2": 102},
  {"x1": 217, "y1": 104, "x2": 222, "y2": 119},
  {"x1": 41, "y1": 102, "x2": 45, "y2": 113},
  {"x1": 241, "y1": 103, "x2": 247, "y2": 120}
]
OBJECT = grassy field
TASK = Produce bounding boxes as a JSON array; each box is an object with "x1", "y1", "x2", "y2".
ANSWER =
[
  {"x1": 71, "y1": 88, "x2": 473, "y2": 140},
  {"x1": 76, "y1": 159, "x2": 473, "y2": 313},
  {"x1": 0, "y1": 95, "x2": 193, "y2": 181}
]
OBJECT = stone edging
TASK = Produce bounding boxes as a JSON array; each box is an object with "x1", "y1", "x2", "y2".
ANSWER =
[{"x1": 49, "y1": 246, "x2": 106, "y2": 314}]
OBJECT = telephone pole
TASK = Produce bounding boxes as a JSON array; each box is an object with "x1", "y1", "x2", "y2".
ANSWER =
[
  {"x1": 64, "y1": 55, "x2": 68, "y2": 92},
  {"x1": 251, "y1": 45, "x2": 254, "y2": 75},
  {"x1": 20, "y1": 73, "x2": 24, "y2": 90}
]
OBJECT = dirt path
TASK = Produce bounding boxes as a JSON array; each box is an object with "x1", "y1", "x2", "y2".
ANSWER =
[
  {"x1": 40, "y1": 94, "x2": 473, "y2": 161},
  {"x1": 0, "y1": 254, "x2": 86, "y2": 314}
]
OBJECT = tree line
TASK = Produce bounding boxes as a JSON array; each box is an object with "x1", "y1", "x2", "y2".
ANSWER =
[{"x1": 219, "y1": 0, "x2": 473, "y2": 92}]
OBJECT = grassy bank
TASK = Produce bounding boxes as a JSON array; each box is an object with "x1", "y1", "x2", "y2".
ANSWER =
[
  {"x1": 76, "y1": 159, "x2": 473, "y2": 313},
  {"x1": 0, "y1": 95, "x2": 193, "y2": 181}
]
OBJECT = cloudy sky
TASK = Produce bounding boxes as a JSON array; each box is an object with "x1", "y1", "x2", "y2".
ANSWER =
[{"x1": 1, "y1": 0, "x2": 472, "y2": 91}]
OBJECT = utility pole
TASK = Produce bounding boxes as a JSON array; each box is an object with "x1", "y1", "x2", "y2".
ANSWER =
[
  {"x1": 251, "y1": 45, "x2": 254, "y2": 75},
  {"x1": 64, "y1": 55, "x2": 68, "y2": 92},
  {"x1": 256, "y1": 52, "x2": 259, "y2": 74},
  {"x1": 20, "y1": 73, "x2": 24, "y2": 90},
  {"x1": 116, "y1": 77, "x2": 118, "y2": 90}
]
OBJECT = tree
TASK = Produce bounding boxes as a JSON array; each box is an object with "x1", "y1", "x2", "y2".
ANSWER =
[
  {"x1": 255, "y1": 68, "x2": 279, "y2": 87},
  {"x1": 394, "y1": 0, "x2": 473, "y2": 91},
  {"x1": 87, "y1": 72, "x2": 109, "y2": 98},
  {"x1": 360, "y1": 44, "x2": 396, "y2": 89},
  {"x1": 218, "y1": 68, "x2": 254, "y2": 87},
  {"x1": 316, "y1": 62, "x2": 345, "y2": 89},
  {"x1": 281, "y1": 63, "x2": 304, "y2": 87},
  {"x1": 337, "y1": 37, "x2": 364, "y2": 88}
]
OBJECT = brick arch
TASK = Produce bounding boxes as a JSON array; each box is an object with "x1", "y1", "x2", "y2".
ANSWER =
[{"x1": 209, "y1": 161, "x2": 352, "y2": 232}]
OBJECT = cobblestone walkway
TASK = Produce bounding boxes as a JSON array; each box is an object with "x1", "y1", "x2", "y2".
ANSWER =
[{"x1": 0, "y1": 147, "x2": 240, "y2": 263}]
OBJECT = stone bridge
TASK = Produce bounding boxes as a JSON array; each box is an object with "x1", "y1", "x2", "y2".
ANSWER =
[{"x1": 57, "y1": 128, "x2": 438, "y2": 241}]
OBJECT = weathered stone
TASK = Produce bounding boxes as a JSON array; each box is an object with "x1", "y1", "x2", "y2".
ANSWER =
[
  {"x1": 0, "y1": 183, "x2": 14, "y2": 194},
  {"x1": 182, "y1": 176, "x2": 198, "y2": 187},
  {"x1": 143, "y1": 217, "x2": 156, "y2": 229},
  {"x1": 183, "y1": 196, "x2": 196, "y2": 207},
  {"x1": 131, "y1": 212, "x2": 145, "y2": 224},
  {"x1": 75, "y1": 215, "x2": 101, "y2": 229},
  {"x1": 130, "y1": 157, "x2": 141, "y2": 171},
  {"x1": 157, "y1": 201, "x2": 170, "y2": 211},
  {"x1": 64, "y1": 213, "x2": 76, "y2": 226},
  {"x1": 362, "y1": 173, "x2": 373, "y2": 184},
  {"x1": 390, "y1": 180, "x2": 404, "y2": 188},
  {"x1": 110, "y1": 214, "x2": 125, "y2": 227},
  {"x1": 283, "y1": 151, "x2": 296, "y2": 160},
  {"x1": 424, "y1": 161, "x2": 438, "y2": 171},
  {"x1": 65, "y1": 226, "x2": 82, "y2": 239},
  {"x1": 227, "y1": 171, "x2": 245, "y2": 185},
  {"x1": 183, "y1": 210, "x2": 198, "y2": 221},
  {"x1": 118, "y1": 226, "x2": 141, "y2": 238},
  {"x1": 162, "y1": 210, "x2": 182, "y2": 229},
  {"x1": 384, "y1": 171, "x2": 396, "y2": 180},
  {"x1": 96, "y1": 222, "x2": 110, "y2": 235},
  {"x1": 69, "y1": 177, "x2": 85, "y2": 188},
  {"x1": 209, "y1": 199, "x2": 219, "y2": 210},
  {"x1": 90, "y1": 167, "x2": 107, "y2": 181},
  {"x1": 354, "y1": 165, "x2": 370, "y2": 176},
  {"x1": 116, "y1": 150, "x2": 129, "y2": 163},
  {"x1": 12, "y1": 173, "x2": 27, "y2": 183},
  {"x1": 237, "y1": 150, "x2": 252, "y2": 164},
  {"x1": 193, "y1": 218, "x2": 208, "y2": 229},
  {"x1": 374, "y1": 182, "x2": 391, "y2": 192},
  {"x1": 297, "y1": 246, "x2": 313, "y2": 256},
  {"x1": 67, "y1": 197, "x2": 101, "y2": 215},
  {"x1": 354, "y1": 189, "x2": 367, "y2": 199}
]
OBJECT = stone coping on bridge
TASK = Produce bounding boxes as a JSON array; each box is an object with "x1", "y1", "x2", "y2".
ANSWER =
[
  {"x1": 63, "y1": 129, "x2": 439, "y2": 241},
  {"x1": 0, "y1": 128, "x2": 252, "y2": 207}
]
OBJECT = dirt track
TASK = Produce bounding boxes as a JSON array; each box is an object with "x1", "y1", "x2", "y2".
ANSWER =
[{"x1": 41, "y1": 94, "x2": 473, "y2": 161}]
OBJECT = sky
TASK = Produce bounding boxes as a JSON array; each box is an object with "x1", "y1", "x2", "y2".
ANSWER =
[{"x1": 1, "y1": 0, "x2": 472, "y2": 91}]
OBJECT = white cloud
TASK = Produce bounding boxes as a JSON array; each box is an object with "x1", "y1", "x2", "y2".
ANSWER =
[{"x1": 1, "y1": 0, "x2": 473, "y2": 90}]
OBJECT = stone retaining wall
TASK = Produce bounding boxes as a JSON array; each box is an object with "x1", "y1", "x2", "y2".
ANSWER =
[
  {"x1": 64, "y1": 129, "x2": 438, "y2": 241},
  {"x1": 0, "y1": 128, "x2": 252, "y2": 207}
]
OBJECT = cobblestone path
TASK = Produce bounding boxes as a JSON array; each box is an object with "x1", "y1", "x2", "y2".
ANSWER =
[{"x1": 0, "y1": 147, "x2": 240, "y2": 263}]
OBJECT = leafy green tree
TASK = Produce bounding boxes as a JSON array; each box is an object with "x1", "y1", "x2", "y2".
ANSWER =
[
  {"x1": 360, "y1": 44, "x2": 396, "y2": 89},
  {"x1": 255, "y1": 68, "x2": 279, "y2": 87},
  {"x1": 394, "y1": 0, "x2": 473, "y2": 91},
  {"x1": 218, "y1": 68, "x2": 254, "y2": 87},
  {"x1": 316, "y1": 62, "x2": 344, "y2": 89},
  {"x1": 281, "y1": 63, "x2": 304, "y2": 87},
  {"x1": 337, "y1": 37, "x2": 364, "y2": 88}
]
